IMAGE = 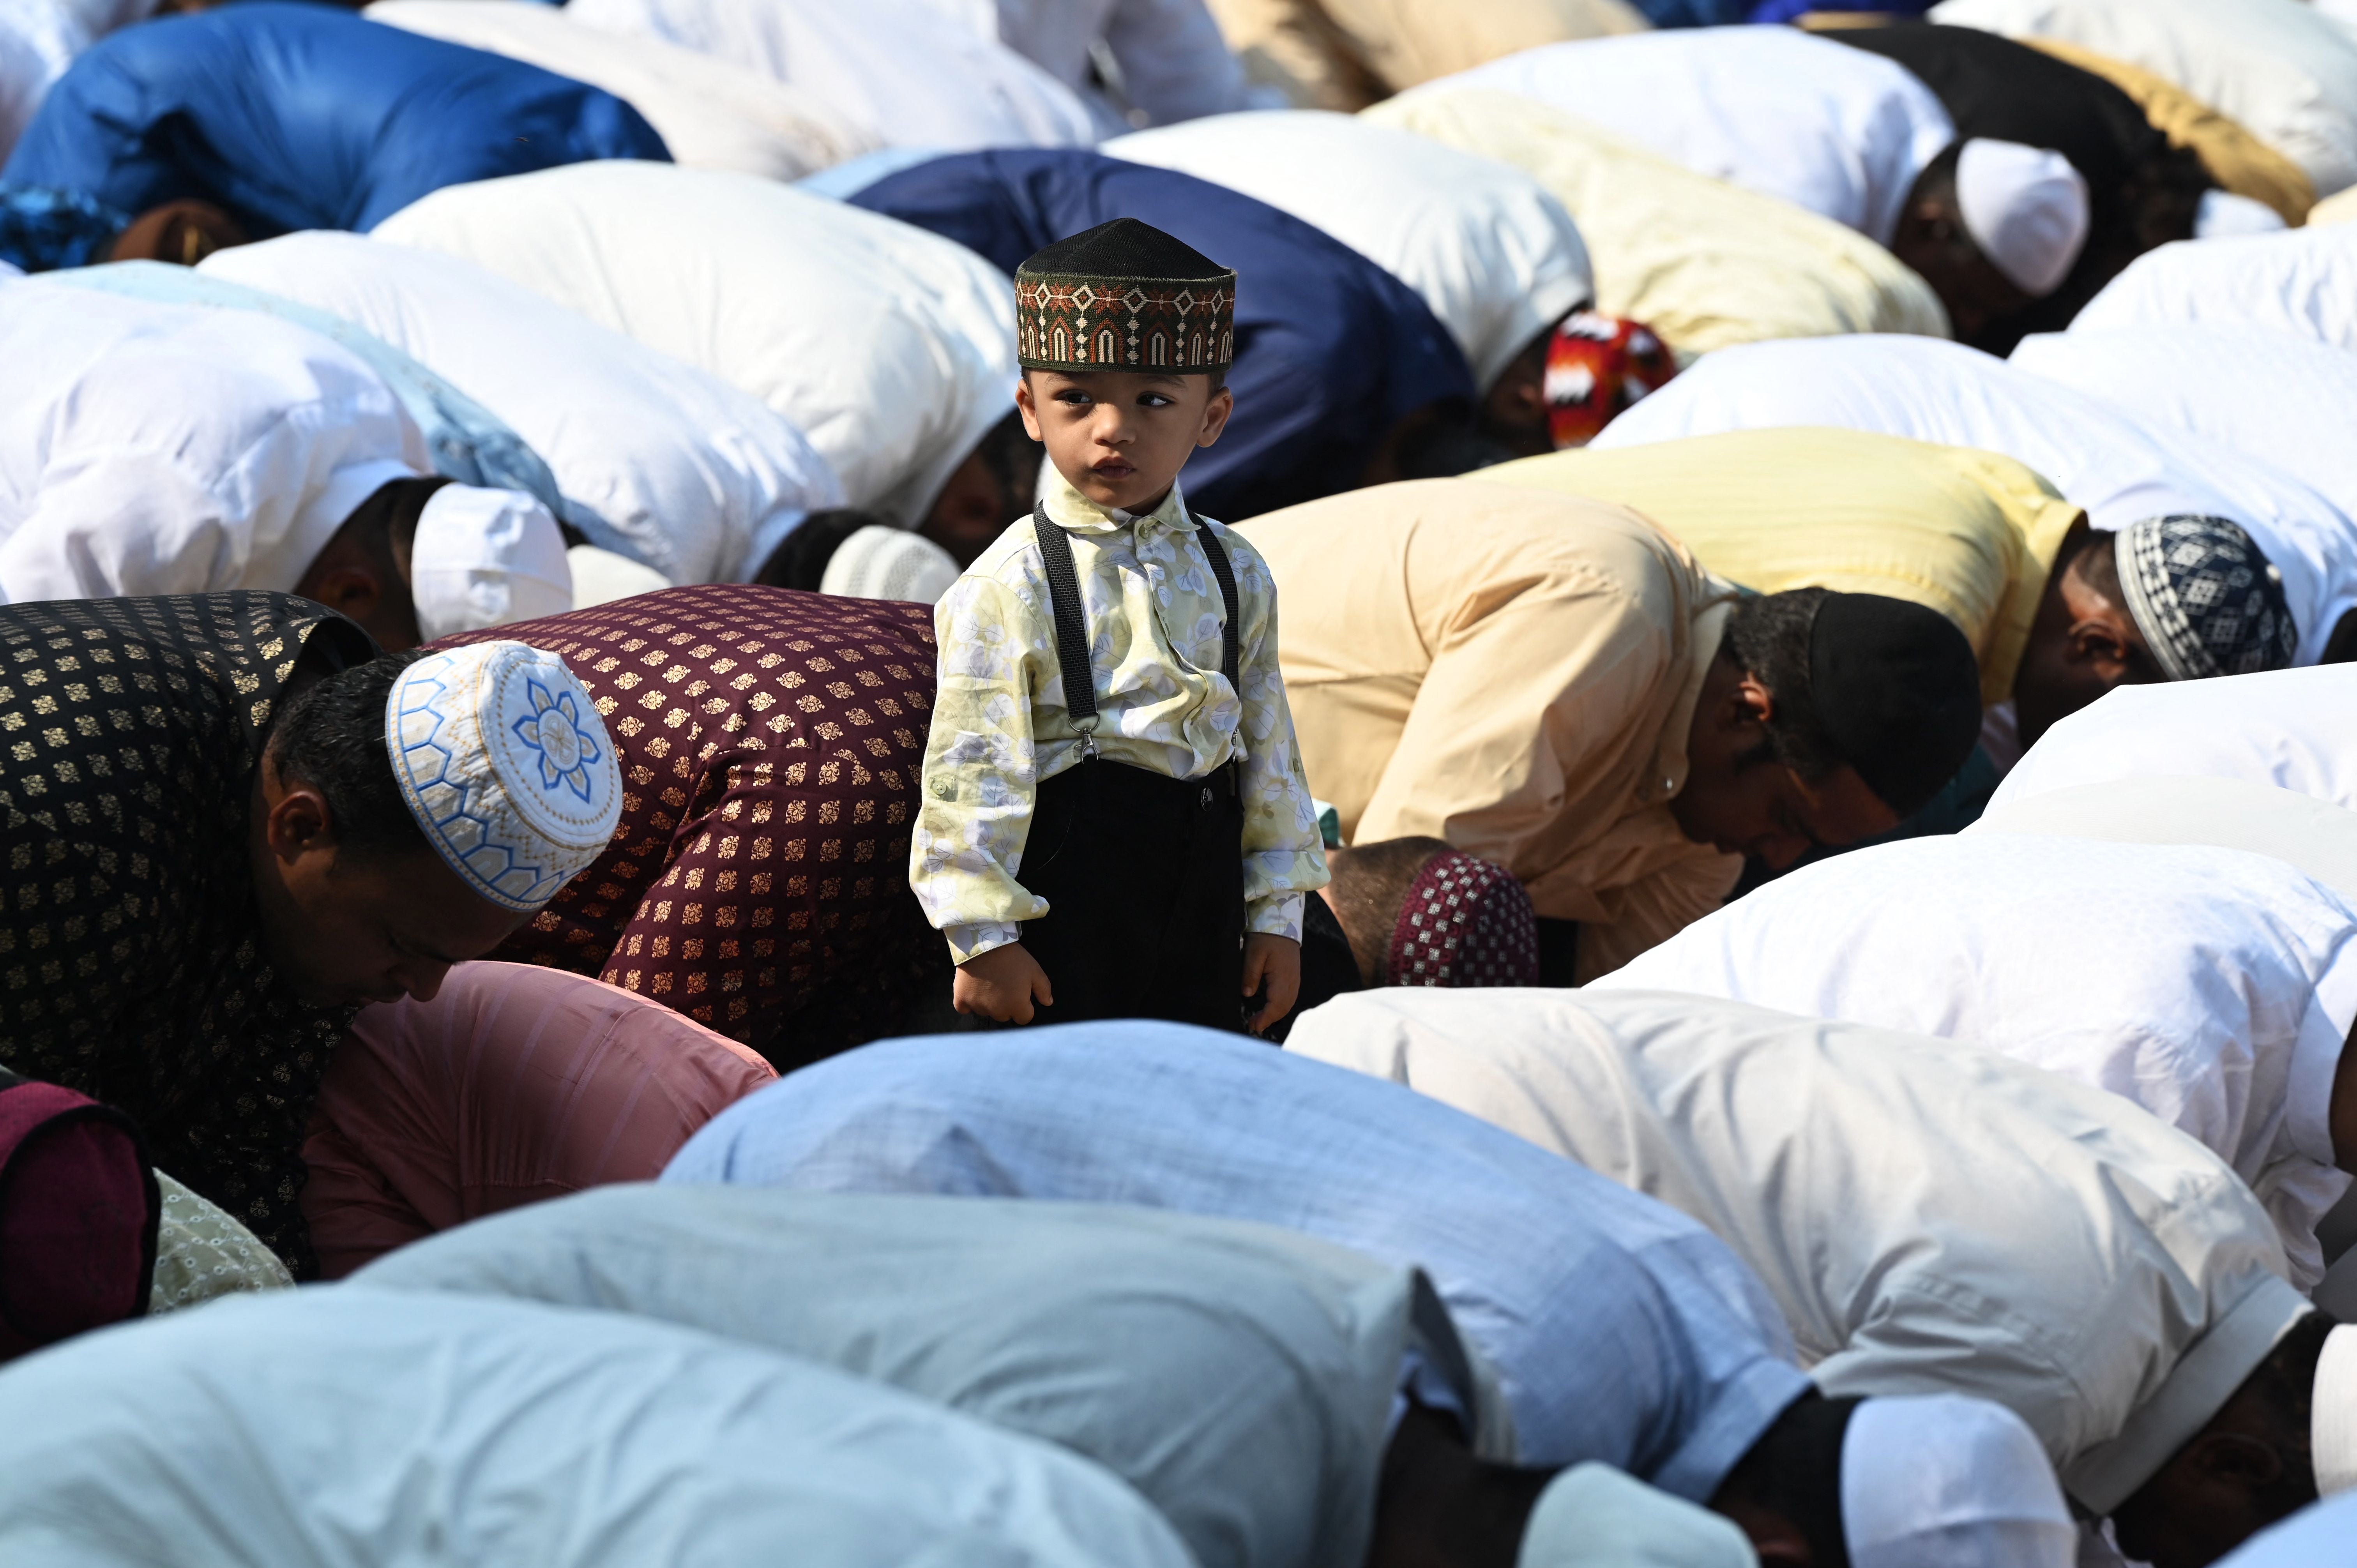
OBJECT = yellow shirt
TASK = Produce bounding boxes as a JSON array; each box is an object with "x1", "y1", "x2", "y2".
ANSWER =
[
  {"x1": 912, "y1": 469, "x2": 1327, "y2": 964},
  {"x1": 2020, "y1": 37, "x2": 2316, "y2": 225},
  {"x1": 1364, "y1": 88, "x2": 1950, "y2": 358},
  {"x1": 1481, "y1": 428, "x2": 2086, "y2": 705},
  {"x1": 1239, "y1": 479, "x2": 1739, "y2": 980}
]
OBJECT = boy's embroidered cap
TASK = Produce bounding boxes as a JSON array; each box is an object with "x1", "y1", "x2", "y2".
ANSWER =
[{"x1": 1015, "y1": 217, "x2": 1235, "y2": 374}]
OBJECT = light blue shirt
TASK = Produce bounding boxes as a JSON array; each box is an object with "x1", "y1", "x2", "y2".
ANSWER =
[{"x1": 663, "y1": 1022, "x2": 1812, "y2": 1501}]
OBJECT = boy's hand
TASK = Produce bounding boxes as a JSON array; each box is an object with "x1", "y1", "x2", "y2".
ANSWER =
[
  {"x1": 954, "y1": 942, "x2": 1054, "y2": 1025},
  {"x1": 1242, "y1": 933, "x2": 1302, "y2": 1037}
]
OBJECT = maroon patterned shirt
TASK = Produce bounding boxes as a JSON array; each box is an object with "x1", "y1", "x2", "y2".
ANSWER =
[{"x1": 434, "y1": 585, "x2": 941, "y2": 1066}]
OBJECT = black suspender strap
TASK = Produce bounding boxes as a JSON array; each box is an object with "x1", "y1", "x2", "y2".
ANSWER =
[
  {"x1": 1031, "y1": 500, "x2": 1242, "y2": 751},
  {"x1": 1031, "y1": 502, "x2": 1101, "y2": 744}
]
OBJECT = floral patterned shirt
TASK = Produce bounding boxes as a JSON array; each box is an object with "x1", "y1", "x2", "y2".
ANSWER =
[{"x1": 913, "y1": 470, "x2": 1328, "y2": 964}]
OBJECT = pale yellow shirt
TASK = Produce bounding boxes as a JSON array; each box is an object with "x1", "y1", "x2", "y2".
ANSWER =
[
  {"x1": 1202, "y1": 0, "x2": 1644, "y2": 111},
  {"x1": 1240, "y1": 479, "x2": 1739, "y2": 980},
  {"x1": 912, "y1": 469, "x2": 1327, "y2": 964},
  {"x1": 1365, "y1": 88, "x2": 1949, "y2": 359},
  {"x1": 1481, "y1": 428, "x2": 2086, "y2": 705}
]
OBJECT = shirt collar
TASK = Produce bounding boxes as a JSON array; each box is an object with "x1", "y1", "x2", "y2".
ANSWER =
[
  {"x1": 1039, "y1": 464, "x2": 1196, "y2": 538},
  {"x1": 1643, "y1": 591, "x2": 1737, "y2": 805}
]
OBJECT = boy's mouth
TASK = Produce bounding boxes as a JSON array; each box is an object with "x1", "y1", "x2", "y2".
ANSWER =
[{"x1": 1090, "y1": 458, "x2": 1136, "y2": 482}]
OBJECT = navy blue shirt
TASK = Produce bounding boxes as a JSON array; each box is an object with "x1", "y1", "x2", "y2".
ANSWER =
[
  {"x1": 2, "y1": 2, "x2": 670, "y2": 237},
  {"x1": 850, "y1": 148, "x2": 1477, "y2": 521}
]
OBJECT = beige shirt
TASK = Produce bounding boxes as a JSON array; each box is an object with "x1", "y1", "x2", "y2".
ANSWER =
[
  {"x1": 1239, "y1": 479, "x2": 1738, "y2": 978},
  {"x1": 1201, "y1": 0, "x2": 1644, "y2": 111},
  {"x1": 1286, "y1": 985, "x2": 2307, "y2": 1515}
]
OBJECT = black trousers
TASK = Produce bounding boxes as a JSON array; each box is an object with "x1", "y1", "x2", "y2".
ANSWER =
[{"x1": 1016, "y1": 756, "x2": 1245, "y2": 1030}]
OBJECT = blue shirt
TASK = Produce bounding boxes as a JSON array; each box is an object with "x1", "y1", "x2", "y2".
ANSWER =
[
  {"x1": 844, "y1": 149, "x2": 1478, "y2": 524},
  {"x1": 2, "y1": 3, "x2": 670, "y2": 237},
  {"x1": 664, "y1": 1021, "x2": 1811, "y2": 1501}
]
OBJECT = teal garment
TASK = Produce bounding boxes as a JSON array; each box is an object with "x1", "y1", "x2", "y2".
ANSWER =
[
  {"x1": 358, "y1": 1186, "x2": 1480, "y2": 1568},
  {"x1": 44, "y1": 261, "x2": 619, "y2": 551}
]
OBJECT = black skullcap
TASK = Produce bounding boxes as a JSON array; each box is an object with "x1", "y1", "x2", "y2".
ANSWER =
[
  {"x1": 1018, "y1": 217, "x2": 1230, "y2": 283},
  {"x1": 1014, "y1": 219, "x2": 1238, "y2": 374},
  {"x1": 1808, "y1": 593, "x2": 1983, "y2": 816}
]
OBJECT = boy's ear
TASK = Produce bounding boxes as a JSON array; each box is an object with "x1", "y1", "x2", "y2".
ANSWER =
[
  {"x1": 1196, "y1": 383, "x2": 1235, "y2": 449},
  {"x1": 1014, "y1": 374, "x2": 1045, "y2": 443}
]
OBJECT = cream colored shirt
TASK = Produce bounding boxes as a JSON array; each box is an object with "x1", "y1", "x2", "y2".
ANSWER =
[
  {"x1": 1481, "y1": 429, "x2": 2084, "y2": 705},
  {"x1": 1364, "y1": 88, "x2": 1948, "y2": 359},
  {"x1": 1201, "y1": 0, "x2": 1645, "y2": 111},
  {"x1": 913, "y1": 470, "x2": 1326, "y2": 964},
  {"x1": 1286, "y1": 985, "x2": 2307, "y2": 1515},
  {"x1": 1240, "y1": 479, "x2": 1738, "y2": 980}
]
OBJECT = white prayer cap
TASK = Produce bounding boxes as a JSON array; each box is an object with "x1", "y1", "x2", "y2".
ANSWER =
[
  {"x1": 2312, "y1": 1323, "x2": 2357, "y2": 1496},
  {"x1": 1516, "y1": 1462, "x2": 1757, "y2": 1568},
  {"x1": 386, "y1": 641, "x2": 622, "y2": 911},
  {"x1": 1840, "y1": 1396, "x2": 2076, "y2": 1568},
  {"x1": 819, "y1": 523, "x2": 961, "y2": 604},
  {"x1": 409, "y1": 485, "x2": 573, "y2": 643},
  {"x1": 1956, "y1": 139, "x2": 2090, "y2": 298},
  {"x1": 2196, "y1": 189, "x2": 2290, "y2": 240}
]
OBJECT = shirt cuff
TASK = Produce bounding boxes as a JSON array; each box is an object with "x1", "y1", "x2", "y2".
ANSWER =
[
  {"x1": 1247, "y1": 893, "x2": 1304, "y2": 943},
  {"x1": 946, "y1": 920, "x2": 1024, "y2": 966}
]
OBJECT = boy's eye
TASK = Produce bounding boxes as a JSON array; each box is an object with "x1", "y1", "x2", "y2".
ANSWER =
[
  {"x1": 1139, "y1": 393, "x2": 1174, "y2": 407},
  {"x1": 1055, "y1": 389, "x2": 1093, "y2": 405}
]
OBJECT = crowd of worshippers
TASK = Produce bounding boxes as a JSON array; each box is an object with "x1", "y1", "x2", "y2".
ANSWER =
[{"x1": 4, "y1": 0, "x2": 2357, "y2": 1566}]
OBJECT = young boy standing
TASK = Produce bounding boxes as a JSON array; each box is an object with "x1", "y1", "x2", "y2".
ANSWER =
[{"x1": 910, "y1": 218, "x2": 1328, "y2": 1035}]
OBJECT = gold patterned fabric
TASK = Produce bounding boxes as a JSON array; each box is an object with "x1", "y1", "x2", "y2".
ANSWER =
[
  {"x1": 0, "y1": 593, "x2": 374, "y2": 1276},
  {"x1": 435, "y1": 586, "x2": 942, "y2": 1068}
]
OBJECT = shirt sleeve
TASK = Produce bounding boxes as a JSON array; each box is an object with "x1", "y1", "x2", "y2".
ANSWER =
[
  {"x1": 1105, "y1": 0, "x2": 1266, "y2": 123},
  {"x1": 1224, "y1": 527, "x2": 1329, "y2": 940},
  {"x1": 0, "y1": 447, "x2": 249, "y2": 600},
  {"x1": 909, "y1": 569, "x2": 1051, "y2": 964}
]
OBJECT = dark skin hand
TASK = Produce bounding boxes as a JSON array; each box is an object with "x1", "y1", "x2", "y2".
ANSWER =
[
  {"x1": 109, "y1": 200, "x2": 248, "y2": 267},
  {"x1": 1668, "y1": 656, "x2": 1899, "y2": 870},
  {"x1": 246, "y1": 752, "x2": 524, "y2": 1007},
  {"x1": 2010, "y1": 523, "x2": 2156, "y2": 747}
]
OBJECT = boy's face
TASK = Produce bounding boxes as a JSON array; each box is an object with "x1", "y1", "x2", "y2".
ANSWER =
[{"x1": 1017, "y1": 369, "x2": 1233, "y2": 515}]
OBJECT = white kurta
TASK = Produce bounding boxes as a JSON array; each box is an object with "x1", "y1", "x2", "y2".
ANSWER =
[
  {"x1": 1598, "y1": 834, "x2": 2357, "y2": 1287},
  {"x1": 362, "y1": 0, "x2": 877, "y2": 180},
  {"x1": 2013, "y1": 325, "x2": 2357, "y2": 529},
  {"x1": 0, "y1": 1289, "x2": 1197, "y2": 1568},
  {"x1": 1411, "y1": 27, "x2": 1956, "y2": 243},
  {"x1": 565, "y1": 0, "x2": 1097, "y2": 154},
  {"x1": 0, "y1": 0, "x2": 156, "y2": 158},
  {"x1": 916, "y1": 0, "x2": 1264, "y2": 128},
  {"x1": 359, "y1": 1187, "x2": 1464, "y2": 1568},
  {"x1": 1593, "y1": 333, "x2": 2357, "y2": 666},
  {"x1": 0, "y1": 282, "x2": 425, "y2": 602},
  {"x1": 374, "y1": 161, "x2": 1019, "y2": 528},
  {"x1": 1103, "y1": 109, "x2": 1591, "y2": 388},
  {"x1": 1929, "y1": 0, "x2": 2357, "y2": 197},
  {"x1": 1285, "y1": 986, "x2": 2306, "y2": 1515},
  {"x1": 202, "y1": 231, "x2": 843, "y2": 585},
  {"x1": 2069, "y1": 226, "x2": 2357, "y2": 353},
  {"x1": 1992, "y1": 664, "x2": 2357, "y2": 815}
]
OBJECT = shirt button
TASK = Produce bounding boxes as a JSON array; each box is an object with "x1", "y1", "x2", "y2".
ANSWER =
[{"x1": 1200, "y1": 787, "x2": 1214, "y2": 809}]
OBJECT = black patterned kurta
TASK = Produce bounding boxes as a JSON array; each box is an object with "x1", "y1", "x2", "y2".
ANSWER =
[{"x1": 0, "y1": 594, "x2": 374, "y2": 1275}]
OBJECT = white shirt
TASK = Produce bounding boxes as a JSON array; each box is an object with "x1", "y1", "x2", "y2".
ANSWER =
[
  {"x1": 1285, "y1": 985, "x2": 2307, "y2": 1515},
  {"x1": 2214, "y1": 1491, "x2": 2357, "y2": 1568},
  {"x1": 2013, "y1": 325, "x2": 2357, "y2": 528},
  {"x1": 1994, "y1": 664, "x2": 2357, "y2": 815},
  {"x1": 363, "y1": 0, "x2": 878, "y2": 181},
  {"x1": 1103, "y1": 109, "x2": 1592, "y2": 388},
  {"x1": 1598, "y1": 833, "x2": 2357, "y2": 1287},
  {"x1": 1930, "y1": 0, "x2": 2357, "y2": 197},
  {"x1": 1414, "y1": 27, "x2": 1956, "y2": 243},
  {"x1": 0, "y1": 282, "x2": 425, "y2": 602},
  {"x1": 374, "y1": 160, "x2": 1019, "y2": 527},
  {"x1": 0, "y1": 1288, "x2": 1196, "y2": 1568},
  {"x1": 203, "y1": 230, "x2": 843, "y2": 585},
  {"x1": 0, "y1": 0, "x2": 155, "y2": 158},
  {"x1": 566, "y1": 0, "x2": 1097, "y2": 154},
  {"x1": 360, "y1": 1187, "x2": 1469, "y2": 1568},
  {"x1": 1594, "y1": 333, "x2": 2357, "y2": 666},
  {"x1": 914, "y1": 0, "x2": 1264, "y2": 129},
  {"x1": 2070, "y1": 226, "x2": 2357, "y2": 353}
]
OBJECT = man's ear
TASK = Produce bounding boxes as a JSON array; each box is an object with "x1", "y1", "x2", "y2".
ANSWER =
[
  {"x1": 1014, "y1": 376, "x2": 1045, "y2": 443},
  {"x1": 261, "y1": 771, "x2": 336, "y2": 865},
  {"x1": 1730, "y1": 669, "x2": 1778, "y2": 729},
  {"x1": 1196, "y1": 384, "x2": 1235, "y2": 448},
  {"x1": 2065, "y1": 615, "x2": 2137, "y2": 682},
  {"x1": 300, "y1": 566, "x2": 386, "y2": 626}
]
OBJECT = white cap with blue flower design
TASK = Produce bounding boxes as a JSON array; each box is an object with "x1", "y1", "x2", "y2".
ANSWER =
[{"x1": 385, "y1": 640, "x2": 623, "y2": 911}]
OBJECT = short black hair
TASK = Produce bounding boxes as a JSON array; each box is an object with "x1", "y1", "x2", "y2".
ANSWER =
[
  {"x1": 1716, "y1": 1391, "x2": 1858, "y2": 1568},
  {"x1": 751, "y1": 508, "x2": 899, "y2": 591},
  {"x1": 267, "y1": 651, "x2": 433, "y2": 860},
  {"x1": 1722, "y1": 588, "x2": 1846, "y2": 784},
  {"x1": 1328, "y1": 835, "x2": 1454, "y2": 984}
]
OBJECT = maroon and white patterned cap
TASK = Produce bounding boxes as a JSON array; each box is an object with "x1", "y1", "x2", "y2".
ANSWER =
[{"x1": 1384, "y1": 850, "x2": 1540, "y2": 988}]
